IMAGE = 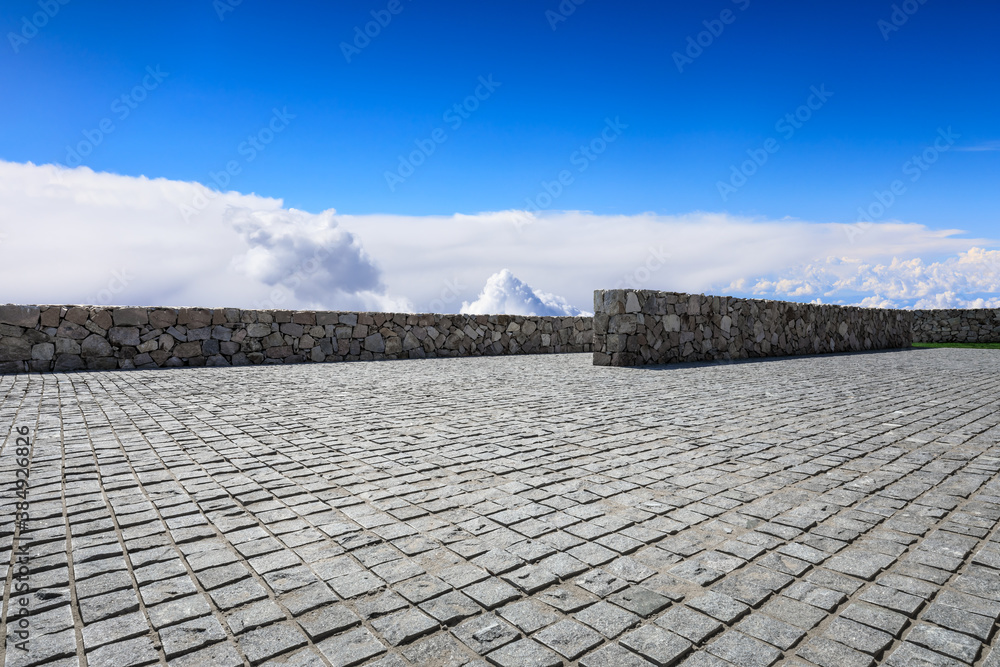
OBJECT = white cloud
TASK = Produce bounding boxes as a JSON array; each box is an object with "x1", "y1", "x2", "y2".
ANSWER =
[
  {"x1": 460, "y1": 269, "x2": 589, "y2": 316},
  {"x1": 0, "y1": 160, "x2": 407, "y2": 311},
  {"x1": 1, "y1": 159, "x2": 997, "y2": 314},
  {"x1": 337, "y1": 210, "x2": 996, "y2": 312},
  {"x1": 735, "y1": 248, "x2": 1000, "y2": 308},
  {"x1": 911, "y1": 292, "x2": 1000, "y2": 309},
  {"x1": 226, "y1": 206, "x2": 396, "y2": 309}
]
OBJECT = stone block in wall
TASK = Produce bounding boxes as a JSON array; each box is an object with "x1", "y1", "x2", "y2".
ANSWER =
[
  {"x1": 39, "y1": 306, "x2": 61, "y2": 327},
  {"x1": 81, "y1": 335, "x2": 113, "y2": 357},
  {"x1": 87, "y1": 357, "x2": 117, "y2": 370},
  {"x1": 150, "y1": 309, "x2": 178, "y2": 329},
  {"x1": 0, "y1": 337, "x2": 32, "y2": 362},
  {"x1": 64, "y1": 307, "x2": 89, "y2": 325},
  {"x1": 54, "y1": 354, "x2": 84, "y2": 371},
  {"x1": 178, "y1": 308, "x2": 212, "y2": 328},
  {"x1": 173, "y1": 341, "x2": 202, "y2": 358},
  {"x1": 109, "y1": 327, "x2": 141, "y2": 347},
  {"x1": 363, "y1": 333, "x2": 385, "y2": 353},
  {"x1": 0, "y1": 305, "x2": 40, "y2": 328},
  {"x1": 112, "y1": 307, "x2": 147, "y2": 327}
]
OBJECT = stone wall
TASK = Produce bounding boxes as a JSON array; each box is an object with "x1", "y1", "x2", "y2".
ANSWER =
[
  {"x1": 0, "y1": 304, "x2": 593, "y2": 373},
  {"x1": 912, "y1": 308, "x2": 1000, "y2": 344},
  {"x1": 593, "y1": 290, "x2": 913, "y2": 366}
]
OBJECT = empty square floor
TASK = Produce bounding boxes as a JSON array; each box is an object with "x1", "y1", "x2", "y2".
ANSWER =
[{"x1": 2, "y1": 348, "x2": 1000, "y2": 667}]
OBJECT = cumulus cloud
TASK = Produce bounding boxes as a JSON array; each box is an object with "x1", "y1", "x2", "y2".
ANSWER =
[
  {"x1": 460, "y1": 269, "x2": 589, "y2": 316},
  {"x1": 226, "y1": 206, "x2": 393, "y2": 308},
  {"x1": 733, "y1": 248, "x2": 1000, "y2": 308},
  {"x1": 0, "y1": 160, "x2": 406, "y2": 311}
]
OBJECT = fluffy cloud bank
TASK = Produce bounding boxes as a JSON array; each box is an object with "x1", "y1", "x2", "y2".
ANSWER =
[
  {"x1": 335, "y1": 210, "x2": 998, "y2": 311},
  {"x1": 731, "y1": 248, "x2": 1000, "y2": 308},
  {"x1": 0, "y1": 160, "x2": 407, "y2": 311},
  {"x1": 460, "y1": 270, "x2": 589, "y2": 316},
  {"x1": 0, "y1": 160, "x2": 997, "y2": 313}
]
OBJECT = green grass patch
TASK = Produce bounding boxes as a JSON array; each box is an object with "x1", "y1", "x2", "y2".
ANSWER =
[{"x1": 912, "y1": 342, "x2": 1000, "y2": 350}]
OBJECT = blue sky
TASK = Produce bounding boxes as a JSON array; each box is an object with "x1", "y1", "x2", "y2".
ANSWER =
[{"x1": 1, "y1": 1, "x2": 998, "y2": 312}]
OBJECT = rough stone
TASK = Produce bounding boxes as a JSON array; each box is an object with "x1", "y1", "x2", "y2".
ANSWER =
[
  {"x1": 1, "y1": 305, "x2": 592, "y2": 373},
  {"x1": 594, "y1": 290, "x2": 912, "y2": 366},
  {"x1": 0, "y1": 304, "x2": 40, "y2": 327},
  {"x1": 81, "y1": 334, "x2": 114, "y2": 357}
]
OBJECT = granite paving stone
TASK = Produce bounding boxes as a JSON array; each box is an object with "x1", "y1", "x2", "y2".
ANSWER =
[
  {"x1": 239, "y1": 622, "x2": 310, "y2": 665},
  {"x1": 497, "y1": 599, "x2": 563, "y2": 633},
  {"x1": 317, "y1": 628, "x2": 387, "y2": 667},
  {"x1": 838, "y1": 601, "x2": 908, "y2": 637},
  {"x1": 621, "y1": 624, "x2": 693, "y2": 666},
  {"x1": 579, "y1": 643, "x2": 659, "y2": 667},
  {"x1": 575, "y1": 599, "x2": 643, "y2": 638},
  {"x1": 655, "y1": 605, "x2": 723, "y2": 643},
  {"x1": 705, "y1": 630, "x2": 781, "y2": 667},
  {"x1": 822, "y1": 617, "x2": 894, "y2": 656},
  {"x1": 80, "y1": 610, "x2": 151, "y2": 650},
  {"x1": 485, "y1": 637, "x2": 562, "y2": 667},
  {"x1": 608, "y1": 586, "x2": 673, "y2": 618},
  {"x1": 85, "y1": 636, "x2": 161, "y2": 667},
  {"x1": 884, "y1": 641, "x2": 966, "y2": 667},
  {"x1": 453, "y1": 612, "x2": 521, "y2": 654},
  {"x1": 146, "y1": 595, "x2": 212, "y2": 630},
  {"x1": 462, "y1": 577, "x2": 521, "y2": 609},
  {"x1": 418, "y1": 590, "x2": 481, "y2": 624},
  {"x1": 225, "y1": 599, "x2": 286, "y2": 634},
  {"x1": 735, "y1": 612, "x2": 806, "y2": 650},
  {"x1": 921, "y1": 601, "x2": 994, "y2": 641},
  {"x1": 158, "y1": 614, "x2": 228, "y2": 658},
  {"x1": 400, "y1": 633, "x2": 472, "y2": 667},
  {"x1": 906, "y1": 622, "x2": 983, "y2": 664},
  {"x1": 796, "y1": 636, "x2": 876, "y2": 667},
  {"x1": 370, "y1": 608, "x2": 439, "y2": 646},
  {"x1": 687, "y1": 592, "x2": 751, "y2": 624},
  {"x1": 4, "y1": 350, "x2": 1000, "y2": 666},
  {"x1": 534, "y1": 619, "x2": 604, "y2": 659}
]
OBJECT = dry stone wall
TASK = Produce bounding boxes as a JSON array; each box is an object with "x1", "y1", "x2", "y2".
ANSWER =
[
  {"x1": 0, "y1": 304, "x2": 592, "y2": 374},
  {"x1": 594, "y1": 289, "x2": 913, "y2": 366},
  {"x1": 912, "y1": 308, "x2": 1000, "y2": 343}
]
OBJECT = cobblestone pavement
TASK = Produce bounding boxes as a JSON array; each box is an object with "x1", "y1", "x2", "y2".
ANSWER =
[{"x1": 2, "y1": 349, "x2": 1000, "y2": 667}]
